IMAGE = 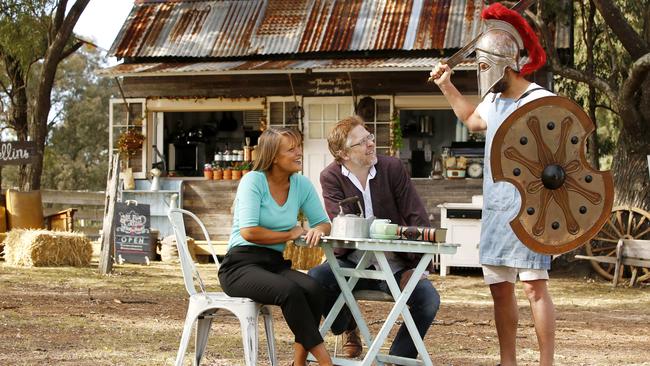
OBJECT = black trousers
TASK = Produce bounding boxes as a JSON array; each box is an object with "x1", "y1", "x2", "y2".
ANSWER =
[{"x1": 218, "y1": 245, "x2": 325, "y2": 350}]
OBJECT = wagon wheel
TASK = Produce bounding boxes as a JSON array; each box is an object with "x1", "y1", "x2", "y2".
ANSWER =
[{"x1": 585, "y1": 206, "x2": 650, "y2": 282}]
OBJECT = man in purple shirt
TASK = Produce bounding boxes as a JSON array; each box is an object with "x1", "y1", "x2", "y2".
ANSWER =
[{"x1": 308, "y1": 115, "x2": 440, "y2": 360}]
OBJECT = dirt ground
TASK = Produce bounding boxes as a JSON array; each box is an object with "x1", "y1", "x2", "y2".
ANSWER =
[{"x1": 1, "y1": 260, "x2": 649, "y2": 366}]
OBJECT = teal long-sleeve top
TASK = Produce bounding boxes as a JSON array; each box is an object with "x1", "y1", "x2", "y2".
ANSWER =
[{"x1": 228, "y1": 171, "x2": 330, "y2": 252}]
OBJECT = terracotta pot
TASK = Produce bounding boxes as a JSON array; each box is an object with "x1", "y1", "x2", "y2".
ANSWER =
[
  {"x1": 203, "y1": 170, "x2": 213, "y2": 180},
  {"x1": 223, "y1": 169, "x2": 232, "y2": 180},
  {"x1": 213, "y1": 169, "x2": 223, "y2": 180},
  {"x1": 232, "y1": 170, "x2": 242, "y2": 180}
]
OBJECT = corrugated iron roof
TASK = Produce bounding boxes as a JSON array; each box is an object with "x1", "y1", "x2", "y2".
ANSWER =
[
  {"x1": 97, "y1": 57, "x2": 475, "y2": 77},
  {"x1": 109, "y1": 0, "x2": 485, "y2": 58}
]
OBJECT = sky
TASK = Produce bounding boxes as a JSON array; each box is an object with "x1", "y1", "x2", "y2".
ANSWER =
[{"x1": 72, "y1": 0, "x2": 134, "y2": 65}]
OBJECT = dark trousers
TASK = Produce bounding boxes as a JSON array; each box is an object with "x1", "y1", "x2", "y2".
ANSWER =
[
  {"x1": 308, "y1": 258, "x2": 440, "y2": 358},
  {"x1": 218, "y1": 245, "x2": 325, "y2": 350}
]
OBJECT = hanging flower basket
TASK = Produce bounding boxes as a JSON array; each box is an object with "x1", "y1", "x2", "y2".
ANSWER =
[{"x1": 117, "y1": 128, "x2": 145, "y2": 156}]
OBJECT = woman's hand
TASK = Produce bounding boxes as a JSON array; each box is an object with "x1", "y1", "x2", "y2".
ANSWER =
[
  {"x1": 289, "y1": 225, "x2": 306, "y2": 241},
  {"x1": 304, "y1": 227, "x2": 326, "y2": 248}
]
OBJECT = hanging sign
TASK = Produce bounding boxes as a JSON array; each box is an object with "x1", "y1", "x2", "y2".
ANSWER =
[
  {"x1": 0, "y1": 141, "x2": 35, "y2": 165},
  {"x1": 307, "y1": 78, "x2": 352, "y2": 95},
  {"x1": 113, "y1": 201, "x2": 154, "y2": 264}
]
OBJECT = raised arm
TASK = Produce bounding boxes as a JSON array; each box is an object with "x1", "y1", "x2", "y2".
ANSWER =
[{"x1": 430, "y1": 63, "x2": 487, "y2": 132}]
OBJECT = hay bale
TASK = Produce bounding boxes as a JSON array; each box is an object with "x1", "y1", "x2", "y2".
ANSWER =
[
  {"x1": 4, "y1": 229, "x2": 92, "y2": 267},
  {"x1": 160, "y1": 235, "x2": 196, "y2": 263},
  {"x1": 283, "y1": 241, "x2": 324, "y2": 270}
]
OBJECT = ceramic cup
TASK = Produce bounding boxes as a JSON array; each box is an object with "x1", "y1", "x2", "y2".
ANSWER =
[{"x1": 370, "y1": 219, "x2": 398, "y2": 236}]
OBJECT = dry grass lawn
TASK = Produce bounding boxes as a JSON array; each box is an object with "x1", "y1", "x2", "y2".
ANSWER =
[{"x1": 1, "y1": 260, "x2": 649, "y2": 365}]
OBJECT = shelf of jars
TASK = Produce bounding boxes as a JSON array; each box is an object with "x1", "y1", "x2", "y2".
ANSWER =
[{"x1": 203, "y1": 145, "x2": 255, "y2": 181}]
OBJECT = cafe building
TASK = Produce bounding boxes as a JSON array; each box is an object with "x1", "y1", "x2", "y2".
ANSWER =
[{"x1": 100, "y1": 0, "x2": 568, "y2": 248}]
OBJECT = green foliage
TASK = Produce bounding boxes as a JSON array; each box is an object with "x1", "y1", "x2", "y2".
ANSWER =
[
  {"x1": 390, "y1": 111, "x2": 403, "y2": 154},
  {"x1": 40, "y1": 47, "x2": 113, "y2": 190},
  {"x1": 549, "y1": 0, "x2": 647, "y2": 163}
]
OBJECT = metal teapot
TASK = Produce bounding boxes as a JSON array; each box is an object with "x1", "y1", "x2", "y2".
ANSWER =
[{"x1": 330, "y1": 196, "x2": 372, "y2": 239}]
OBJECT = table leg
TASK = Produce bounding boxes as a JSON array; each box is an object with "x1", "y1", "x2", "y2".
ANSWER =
[
  {"x1": 320, "y1": 246, "x2": 373, "y2": 348},
  {"x1": 367, "y1": 252, "x2": 434, "y2": 366}
]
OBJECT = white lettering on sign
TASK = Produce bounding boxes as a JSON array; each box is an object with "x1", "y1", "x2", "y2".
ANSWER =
[
  {"x1": 307, "y1": 78, "x2": 352, "y2": 95},
  {"x1": 0, "y1": 143, "x2": 30, "y2": 161}
]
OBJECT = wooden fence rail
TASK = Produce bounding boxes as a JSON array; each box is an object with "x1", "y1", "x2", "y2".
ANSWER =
[{"x1": 41, "y1": 189, "x2": 105, "y2": 240}]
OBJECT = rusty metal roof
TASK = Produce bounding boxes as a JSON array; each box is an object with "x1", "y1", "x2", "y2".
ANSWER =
[
  {"x1": 109, "y1": 0, "x2": 484, "y2": 58},
  {"x1": 98, "y1": 57, "x2": 475, "y2": 77}
]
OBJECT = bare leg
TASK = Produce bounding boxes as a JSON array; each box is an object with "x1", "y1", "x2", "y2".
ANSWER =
[
  {"x1": 490, "y1": 281, "x2": 518, "y2": 366},
  {"x1": 522, "y1": 280, "x2": 555, "y2": 366},
  {"x1": 293, "y1": 342, "x2": 333, "y2": 366}
]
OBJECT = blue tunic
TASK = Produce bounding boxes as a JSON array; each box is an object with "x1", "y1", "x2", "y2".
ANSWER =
[{"x1": 477, "y1": 83, "x2": 554, "y2": 269}]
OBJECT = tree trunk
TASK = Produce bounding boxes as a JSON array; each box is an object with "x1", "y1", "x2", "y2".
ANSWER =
[
  {"x1": 23, "y1": 0, "x2": 90, "y2": 191},
  {"x1": 612, "y1": 85, "x2": 650, "y2": 211},
  {"x1": 611, "y1": 136, "x2": 650, "y2": 211}
]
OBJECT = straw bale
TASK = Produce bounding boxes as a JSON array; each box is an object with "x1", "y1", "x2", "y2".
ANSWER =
[
  {"x1": 3, "y1": 229, "x2": 92, "y2": 267},
  {"x1": 283, "y1": 242, "x2": 324, "y2": 270},
  {"x1": 160, "y1": 235, "x2": 196, "y2": 262}
]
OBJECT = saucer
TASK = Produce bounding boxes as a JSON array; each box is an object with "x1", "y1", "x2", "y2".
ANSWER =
[{"x1": 369, "y1": 233, "x2": 400, "y2": 240}]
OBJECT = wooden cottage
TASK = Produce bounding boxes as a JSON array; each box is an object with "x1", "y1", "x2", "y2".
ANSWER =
[{"x1": 100, "y1": 0, "x2": 568, "y2": 252}]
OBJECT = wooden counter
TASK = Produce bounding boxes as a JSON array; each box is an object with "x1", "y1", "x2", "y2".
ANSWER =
[{"x1": 180, "y1": 177, "x2": 483, "y2": 241}]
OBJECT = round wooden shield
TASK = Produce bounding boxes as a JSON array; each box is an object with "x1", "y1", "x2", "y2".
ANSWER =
[{"x1": 491, "y1": 96, "x2": 614, "y2": 254}]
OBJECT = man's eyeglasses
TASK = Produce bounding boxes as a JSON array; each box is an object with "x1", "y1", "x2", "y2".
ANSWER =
[{"x1": 348, "y1": 133, "x2": 375, "y2": 148}]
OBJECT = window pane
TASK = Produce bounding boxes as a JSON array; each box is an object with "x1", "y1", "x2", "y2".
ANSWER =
[
  {"x1": 365, "y1": 124, "x2": 376, "y2": 135},
  {"x1": 270, "y1": 102, "x2": 284, "y2": 125},
  {"x1": 308, "y1": 122, "x2": 322, "y2": 139},
  {"x1": 338, "y1": 103, "x2": 352, "y2": 119},
  {"x1": 324, "y1": 122, "x2": 336, "y2": 138},
  {"x1": 113, "y1": 103, "x2": 128, "y2": 126},
  {"x1": 285, "y1": 102, "x2": 297, "y2": 123},
  {"x1": 323, "y1": 104, "x2": 337, "y2": 120},
  {"x1": 376, "y1": 99, "x2": 391, "y2": 122},
  {"x1": 112, "y1": 127, "x2": 128, "y2": 148},
  {"x1": 309, "y1": 105, "x2": 322, "y2": 120},
  {"x1": 376, "y1": 123, "x2": 390, "y2": 146}
]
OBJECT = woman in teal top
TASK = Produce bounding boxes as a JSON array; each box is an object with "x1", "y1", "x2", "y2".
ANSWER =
[{"x1": 218, "y1": 127, "x2": 333, "y2": 366}]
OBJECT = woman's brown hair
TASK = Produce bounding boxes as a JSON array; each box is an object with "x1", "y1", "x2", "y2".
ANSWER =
[{"x1": 252, "y1": 127, "x2": 302, "y2": 171}]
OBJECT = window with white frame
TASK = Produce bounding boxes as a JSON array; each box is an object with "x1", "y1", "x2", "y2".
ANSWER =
[
  {"x1": 268, "y1": 97, "x2": 303, "y2": 130},
  {"x1": 358, "y1": 97, "x2": 392, "y2": 156},
  {"x1": 110, "y1": 98, "x2": 146, "y2": 176}
]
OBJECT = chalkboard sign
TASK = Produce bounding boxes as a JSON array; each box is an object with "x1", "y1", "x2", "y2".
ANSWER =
[
  {"x1": 0, "y1": 141, "x2": 35, "y2": 165},
  {"x1": 113, "y1": 201, "x2": 153, "y2": 264}
]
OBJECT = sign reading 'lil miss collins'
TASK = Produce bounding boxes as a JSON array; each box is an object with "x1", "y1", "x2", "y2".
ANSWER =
[{"x1": 0, "y1": 141, "x2": 35, "y2": 165}]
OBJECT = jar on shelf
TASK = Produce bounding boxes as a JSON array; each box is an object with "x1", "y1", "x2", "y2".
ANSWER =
[
  {"x1": 243, "y1": 146, "x2": 252, "y2": 161},
  {"x1": 251, "y1": 145, "x2": 258, "y2": 162},
  {"x1": 203, "y1": 164, "x2": 213, "y2": 180}
]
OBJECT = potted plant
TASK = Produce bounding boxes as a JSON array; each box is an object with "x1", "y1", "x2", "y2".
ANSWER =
[
  {"x1": 212, "y1": 165, "x2": 223, "y2": 180},
  {"x1": 240, "y1": 161, "x2": 252, "y2": 176},
  {"x1": 223, "y1": 166, "x2": 232, "y2": 180},
  {"x1": 117, "y1": 128, "x2": 145, "y2": 157},
  {"x1": 231, "y1": 165, "x2": 242, "y2": 180}
]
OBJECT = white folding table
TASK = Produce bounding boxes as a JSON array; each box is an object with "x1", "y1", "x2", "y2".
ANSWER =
[{"x1": 313, "y1": 237, "x2": 458, "y2": 366}]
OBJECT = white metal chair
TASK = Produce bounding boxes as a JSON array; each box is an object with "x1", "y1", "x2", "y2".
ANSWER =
[{"x1": 167, "y1": 208, "x2": 277, "y2": 366}]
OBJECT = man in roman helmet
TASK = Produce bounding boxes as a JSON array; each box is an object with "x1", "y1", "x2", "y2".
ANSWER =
[{"x1": 430, "y1": 3, "x2": 555, "y2": 365}]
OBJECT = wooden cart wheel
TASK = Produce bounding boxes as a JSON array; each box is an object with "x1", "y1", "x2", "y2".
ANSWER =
[{"x1": 585, "y1": 206, "x2": 650, "y2": 282}]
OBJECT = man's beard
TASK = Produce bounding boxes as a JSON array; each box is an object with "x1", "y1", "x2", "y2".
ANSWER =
[
  {"x1": 350, "y1": 150, "x2": 378, "y2": 168},
  {"x1": 490, "y1": 77, "x2": 508, "y2": 94}
]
